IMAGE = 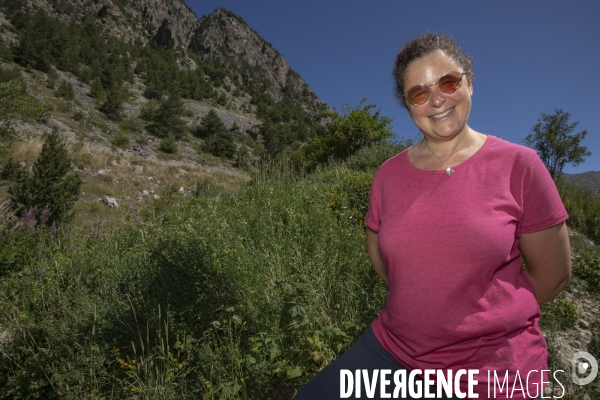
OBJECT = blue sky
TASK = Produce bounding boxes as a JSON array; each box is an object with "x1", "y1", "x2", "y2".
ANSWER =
[{"x1": 185, "y1": 1, "x2": 600, "y2": 173}]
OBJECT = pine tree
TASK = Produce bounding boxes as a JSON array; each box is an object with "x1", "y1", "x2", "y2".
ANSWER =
[
  {"x1": 9, "y1": 129, "x2": 82, "y2": 225},
  {"x1": 193, "y1": 109, "x2": 236, "y2": 158},
  {"x1": 193, "y1": 109, "x2": 227, "y2": 139},
  {"x1": 146, "y1": 92, "x2": 187, "y2": 139}
]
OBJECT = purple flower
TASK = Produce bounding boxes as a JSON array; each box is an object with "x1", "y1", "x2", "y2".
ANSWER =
[
  {"x1": 42, "y1": 208, "x2": 49, "y2": 216},
  {"x1": 50, "y1": 222, "x2": 56, "y2": 231},
  {"x1": 24, "y1": 208, "x2": 36, "y2": 219},
  {"x1": 134, "y1": 215, "x2": 141, "y2": 223},
  {"x1": 34, "y1": 252, "x2": 40, "y2": 259}
]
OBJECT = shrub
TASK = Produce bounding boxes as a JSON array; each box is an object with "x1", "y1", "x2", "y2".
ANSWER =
[
  {"x1": 556, "y1": 178, "x2": 600, "y2": 244},
  {"x1": 159, "y1": 134, "x2": 178, "y2": 154},
  {"x1": 110, "y1": 132, "x2": 130, "y2": 148},
  {"x1": 539, "y1": 292, "x2": 580, "y2": 331},
  {"x1": 54, "y1": 80, "x2": 74, "y2": 100}
]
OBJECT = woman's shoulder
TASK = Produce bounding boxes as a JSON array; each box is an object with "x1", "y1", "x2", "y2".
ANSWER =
[
  {"x1": 375, "y1": 148, "x2": 410, "y2": 175},
  {"x1": 484, "y1": 135, "x2": 540, "y2": 164}
]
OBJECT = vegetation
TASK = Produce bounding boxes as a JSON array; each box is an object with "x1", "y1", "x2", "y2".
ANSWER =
[
  {"x1": 303, "y1": 101, "x2": 394, "y2": 169},
  {"x1": 523, "y1": 109, "x2": 591, "y2": 178},
  {"x1": 193, "y1": 109, "x2": 236, "y2": 158},
  {"x1": 0, "y1": 76, "x2": 43, "y2": 146},
  {"x1": 7, "y1": 129, "x2": 82, "y2": 225},
  {"x1": 145, "y1": 93, "x2": 187, "y2": 139}
]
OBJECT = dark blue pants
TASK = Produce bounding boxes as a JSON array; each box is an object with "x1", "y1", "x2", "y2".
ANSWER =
[
  {"x1": 294, "y1": 326, "x2": 454, "y2": 399},
  {"x1": 295, "y1": 326, "x2": 544, "y2": 399}
]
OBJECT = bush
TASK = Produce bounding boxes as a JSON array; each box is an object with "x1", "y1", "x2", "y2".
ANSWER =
[
  {"x1": 557, "y1": 178, "x2": 600, "y2": 244},
  {"x1": 159, "y1": 134, "x2": 178, "y2": 154},
  {"x1": 110, "y1": 132, "x2": 130, "y2": 148},
  {"x1": 54, "y1": 80, "x2": 74, "y2": 100},
  {"x1": 539, "y1": 292, "x2": 580, "y2": 331}
]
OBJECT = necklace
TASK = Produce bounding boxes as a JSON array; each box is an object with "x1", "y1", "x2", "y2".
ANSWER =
[{"x1": 423, "y1": 134, "x2": 470, "y2": 177}]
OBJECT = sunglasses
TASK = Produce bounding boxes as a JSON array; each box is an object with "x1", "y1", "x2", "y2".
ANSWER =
[{"x1": 404, "y1": 71, "x2": 467, "y2": 106}]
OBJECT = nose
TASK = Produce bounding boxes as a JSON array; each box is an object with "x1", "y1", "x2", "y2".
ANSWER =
[{"x1": 428, "y1": 85, "x2": 445, "y2": 107}]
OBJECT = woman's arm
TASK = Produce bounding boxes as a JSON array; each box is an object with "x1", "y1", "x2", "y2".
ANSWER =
[
  {"x1": 366, "y1": 227, "x2": 388, "y2": 283},
  {"x1": 519, "y1": 221, "x2": 571, "y2": 305}
]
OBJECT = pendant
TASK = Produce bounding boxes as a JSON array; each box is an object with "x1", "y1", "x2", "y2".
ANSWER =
[{"x1": 445, "y1": 166, "x2": 454, "y2": 176}]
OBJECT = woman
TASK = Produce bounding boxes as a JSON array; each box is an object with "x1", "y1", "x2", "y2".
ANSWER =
[{"x1": 295, "y1": 34, "x2": 571, "y2": 399}]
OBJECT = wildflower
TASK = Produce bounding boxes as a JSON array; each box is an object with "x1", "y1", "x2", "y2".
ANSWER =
[
  {"x1": 24, "y1": 208, "x2": 35, "y2": 219},
  {"x1": 134, "y1": 215, "x2": 141, "y2": 223}
]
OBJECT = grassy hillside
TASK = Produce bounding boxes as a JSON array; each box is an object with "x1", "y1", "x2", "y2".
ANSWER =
[{"x1": 1, "y1": 142, "x2": 599, "y2": 399}]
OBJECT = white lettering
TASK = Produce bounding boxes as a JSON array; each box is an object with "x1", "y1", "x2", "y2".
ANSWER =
[
  {"x1": 340, "y1": 370, "x2": 353, "y2": 398},
  {"x1": 494, "y1": 370, "x2": 509, "y2": 397},
  {"x1": 363, "y1": 369, "x2": 378, "y2": 398},
  {"x1": 511, "y1": 370, "x2": 525, "y2": 397},
  {"x1": 437, "y1": 370, "x2": 453, "y2": 397},
  {"x1": 408, "y1": 369, "x2": 422, "y2": 398},
  {"x1": 380, "y1": 369, "x2": 391, "y2": 398},
  {"x1": 553, "y1": 370, "x2": 565, "y2": 399},
  {"x1": 540, "y1": 370, "x2": 550, "y2": 399},
  {"x1": 424, "y1": 369, "x2": 435, "y2": 398},
  {"x1": 526, "y1": 370, "x2": 539, "y2": 398},
  {"x1": 454, "y1": 370, "x2": 466, "y2": 398},
  {"x1": 468, "y1": 369, "x2": 479, "y2": 398},
  {"x1": 393, "y1": 370, "x2": 407, "y2": 398}
]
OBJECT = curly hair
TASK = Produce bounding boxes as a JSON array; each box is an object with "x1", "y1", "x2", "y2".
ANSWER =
[{"x1": 393, "y1": 33, "x2": 474, "y2": 108}]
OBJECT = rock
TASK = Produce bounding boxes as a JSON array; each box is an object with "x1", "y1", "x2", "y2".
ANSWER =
[
  {"x1": 135, "y1": 165, "x2": 144, "y2": 175},
  {"x1": 178, "y1": 186, "x2": 185, "y2": 194},
  {"x1": 153, "y1": 18, "x2": 172, "y2": 47},
  {"x1": 100, "y1": 196, "x2": 119, "y2": 208},
  {"x1": 142, "y1": 190, "x2": 149, "y2": 196},
  {"x1": 153, "y1": 194, "x2": 160, "y2": 200},
  {"x1": 0, "y1": 330, "x2": 11, "y2": 346},
  {"x1": 111, "y1": 160, "x2": 118, "y2": 166}
]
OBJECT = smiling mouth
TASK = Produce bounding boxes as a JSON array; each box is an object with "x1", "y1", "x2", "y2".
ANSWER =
[{"x1": 430, "y1": 107, "x2": 455, "y2": 119}]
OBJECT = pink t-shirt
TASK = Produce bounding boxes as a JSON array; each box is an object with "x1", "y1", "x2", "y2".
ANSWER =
[{"x1": 365, "y1": 135, "x2": 568, "y2": 399}]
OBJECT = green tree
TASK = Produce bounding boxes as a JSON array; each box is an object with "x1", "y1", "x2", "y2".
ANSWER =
[
  {"x1": 99, "y1": 83, "x2": 127, "y2": 120},
  {"x1": 146, "y1": 93, "x2": 187, "y2": 139},
  {"x1": 303, "y1": 100, "x2": 394, "y2": 169},
  {"x1": 523, "y1": 109, "x2": 591, "y2": 178},
  {"x1": 8, "y1": 129, "x2": 82, "y2": 225},
  {"x1": 193, "y1": 109, "x2": 235, "y2": 158}
]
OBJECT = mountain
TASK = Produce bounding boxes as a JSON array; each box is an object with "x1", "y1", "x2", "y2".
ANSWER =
[
  {"x1": 0, "y1": 0, "x2": 326, "y2": 159},
  {"x1": 0, "y1": 0, "x2": 330, "y2": 225},
  {"x1": 563, "y1": 171, "x2": 600, "y2": 194}
]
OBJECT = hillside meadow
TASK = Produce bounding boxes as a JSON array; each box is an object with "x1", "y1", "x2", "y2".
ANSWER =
[{"x1": 1, "y1": 142, "x2": 600, "y2": 399}]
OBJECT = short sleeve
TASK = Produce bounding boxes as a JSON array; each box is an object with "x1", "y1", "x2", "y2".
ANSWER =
[
  {"x1": 364, "y1": 170, "x2": 383, "y2": 232},
  {"x1": 518, "y1": 150, "x2": 568, "y2": 235}
]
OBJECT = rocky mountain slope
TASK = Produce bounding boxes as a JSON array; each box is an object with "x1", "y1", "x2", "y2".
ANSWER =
[{"x1": 0, "y1": 0, "x2": 328, "y2": 227}]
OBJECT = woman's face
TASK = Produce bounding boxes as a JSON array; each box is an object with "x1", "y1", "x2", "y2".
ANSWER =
[{"x1": 404, "y1": 50, "x2": 473, "y2": 142}]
